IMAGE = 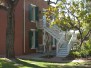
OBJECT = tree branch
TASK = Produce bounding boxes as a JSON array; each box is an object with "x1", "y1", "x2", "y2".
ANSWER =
[
  {"x1": 63, "y1": 2, "x2": 80, "y2": 30},
  {"x1": 82, "y1": 29, "x2": 91, "y2": 42}
]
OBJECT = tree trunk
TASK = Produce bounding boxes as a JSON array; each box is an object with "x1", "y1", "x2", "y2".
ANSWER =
[
  {"x1": 6, "y1": 7, "x2": 15, "y2": 58},
  {"x1": 79, "y1": 29, "x2": 83, "y2": 49}
]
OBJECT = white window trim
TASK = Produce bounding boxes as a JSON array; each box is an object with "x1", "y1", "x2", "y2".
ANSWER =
[
  {"x1": 30, "y1": 4, "x2": 36, "y2": 22},
  {"x1": 30, "y1": 29, "x2": 36, "y2": 49}
]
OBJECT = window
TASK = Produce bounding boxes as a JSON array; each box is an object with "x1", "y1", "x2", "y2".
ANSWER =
[
  {"x1": 29, "y1": 4, "x2": 39, "y2": 22},
  {"x1": 29, "y1": 30, "x2": 38, "y2": 49}
]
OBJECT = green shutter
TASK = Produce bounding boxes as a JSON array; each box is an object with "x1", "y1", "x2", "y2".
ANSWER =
[
  {"x1": 29, "y1": 5, "x2": 33, "y2": 21},
  {"x1": 29, "y1": 31, "x2": 33, "y2": 48},
  {"x1": 35, "y1": 31, "x2": 38, "y2": 48},
  {"x1": 35, "y1": 6, "x2": 39, "y2": 21}
]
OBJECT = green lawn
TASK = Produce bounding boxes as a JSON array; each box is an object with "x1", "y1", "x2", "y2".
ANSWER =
[{"x1": 0, "y1": 58, "x2": 91, "y2": 68}]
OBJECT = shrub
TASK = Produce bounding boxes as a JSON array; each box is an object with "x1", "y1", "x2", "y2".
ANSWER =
[
  {"x1": 72, "y1": 51, "x2": 81, "y2": 58},
  {"x1": 69, "y1": 39, "x2": 91, "y2": 58},
  {"x1": 69, "y1": 50, "x2": 81, "y2": 58},
  {"x1": 88, "y1": 49, "x2": 91, "y2": 56},
  {"x1": 80, "y1": 50, "x2": 89, "y2": 58}
]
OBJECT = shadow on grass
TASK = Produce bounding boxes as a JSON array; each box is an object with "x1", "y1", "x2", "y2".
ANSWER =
[
  {"x1": 14, "y1": 59, "x2": 45, "y2": 68},
  {"x1": 1, "y1": 58, "x2": 91, "y2": 68},
  {"x1": 0, "y1": 58, "x2": 45, "y2": 68},
  {"x1": 0, "y1": 59, "x2": 18, "y2": 68}
]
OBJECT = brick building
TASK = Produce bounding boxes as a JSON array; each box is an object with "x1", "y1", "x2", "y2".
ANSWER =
[{"x1": 0, "y1": 0, "x2": 48, "y2": 56}]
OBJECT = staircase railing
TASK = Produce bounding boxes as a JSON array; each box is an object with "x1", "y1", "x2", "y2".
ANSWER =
[
  {"x1": 67, "y1": 32, "x2": 77, "y2": 53},
  {"x1": 43, "y1": 15, "x2": 63, "y2": 40},
  {"x1": 56, "y1": 32, "x2": 66, "y2": 55},
  {"x1": 42, "y1": 15, "x2": 79, "y2": 57},
  {"x1": 44, "y1": 27, "x2": 60, "y2": 40}
]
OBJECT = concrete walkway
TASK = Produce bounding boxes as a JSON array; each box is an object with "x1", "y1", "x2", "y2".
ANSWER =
[
  {"x1": 0, "y1": 53, "x2": 91, "y2": 63},
  {"x1": 17, "y1": 53, "x2": 91, "y2": 63}
]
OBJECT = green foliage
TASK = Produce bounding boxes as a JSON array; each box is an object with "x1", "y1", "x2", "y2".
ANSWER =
[
  {"x1": 72, "y1": 51, "x2": 81, "y2": 58},
  {"x1": 80, "y1": 50, "x2": 89, "y2": 58},
  {"x1": 69, "y1": 39, "x2": 91, "y2": 58},
  {"x1": 86, "y1": 0, "x2": 91, "y2": 12},
  {"x1": 81, "y1": 40, "x2": 91, "y2": 57},
  {"x1": 69, "y1": 50, "x2": 81, "y2": 58},
  {"x1": 45, "y1": 0, "x2": 91, "y2": 47}
]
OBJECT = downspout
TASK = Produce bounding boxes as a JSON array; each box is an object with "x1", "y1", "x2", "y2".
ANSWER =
[{"x1": 24, "y1": 0, "x2": 26, "y2": 53}]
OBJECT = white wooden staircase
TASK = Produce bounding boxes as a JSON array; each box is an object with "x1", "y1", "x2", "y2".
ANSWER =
[
  {"x1": 56, "y1": 31, "x2": 77, "y2": 57},
  {"x1": 42, "y1": 16, "x2": 78, "y2": 57}
]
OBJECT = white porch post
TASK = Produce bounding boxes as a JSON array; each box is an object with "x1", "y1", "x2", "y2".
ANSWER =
[
  {"x1": 56, "y1": 40, "x2": 58, "y2": 56},
  {"x1": 42, "y1": 13, "x2": 47, "y2": 53},
  {"x1": 43, "y1": 15, "x2": 46, "y2": 27},
  {"x1": 31, "y1": 29, "x2": 36, "y2": 49},
  {"x1": 43, "y1": 30, "x2": 46, "y2": 53},
  {"x1": 53, "y1": 38, "x2": 55, "y2": 47}
]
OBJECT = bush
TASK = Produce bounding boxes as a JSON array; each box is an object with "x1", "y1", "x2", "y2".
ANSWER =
[
  {"x1": 72, "y1": 51, "x2": 81, "y2": 58},
  {"x1": 80, "y1": 50, "x2": 89, "y2": 58},
  {"x1": 69, "y1": 50, "x2": 81, "y2": 58},
  {"x1": 88, "y1": 49, "x2": 91, "y2": 56},
  {"x1": 69, "y1": 39, "x2": 91, "y2": 58}
]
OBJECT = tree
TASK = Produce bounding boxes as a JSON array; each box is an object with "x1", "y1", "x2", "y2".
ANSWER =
[
  {"x1": 86, "y1": 0, "x2": 91, "y2": 12},
  {"x1": 45, "y1": 0, "x2": 91, "y2": 48},
  {"x1": 0, "y1": 0, "x2": 19, "y2": 58}
]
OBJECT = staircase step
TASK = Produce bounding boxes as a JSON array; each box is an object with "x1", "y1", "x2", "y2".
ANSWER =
[
  {"x1": 56, "y1": 54, "x2": 68, "y2": 57},
  {"x1": 57, "y1": 53, "x2": 68, "y2": 55},
  {"x1": 57, "y1": 53, "x2": 68, "y2": 56},
  {"x1": 59, "y1": 46, "x2": 67, "y2": 48},
  {"x1": 58, "y1": 52, "x2": 68, "y2": 54},
  {"x1": 58, "y1": 51, "x2": 68, "y2": 54},
  {"x1": 57, "y1": 52, "x2": 68, "y2": 54},
  {"x1": 58, "y1": 50, "x2": 68, "y2": 52},
  {"x1": 59, "y1": 46, "x2": 67, "y2": 49}
]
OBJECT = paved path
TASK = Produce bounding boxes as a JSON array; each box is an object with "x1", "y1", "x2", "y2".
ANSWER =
[
  {"x1": 17, "y1": 53, "x2": 91, "y2": 63},
  {"x1": 0, "y1": 53, "x2": 91, "y2": 63}
]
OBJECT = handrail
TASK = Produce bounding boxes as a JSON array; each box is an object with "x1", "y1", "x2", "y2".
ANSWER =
[
  {"x1": 67, "y1": 32, "x2": 77, "y2": 53},
  {"x1": 67, "y1": 35, "x2": 73, "y2": 53},
  {"x1": 56, "y1": 32, "x2": 65, "y2": 54},
  {"x1": 44, "y1": 27, "x2": 60, "y2": 40}
]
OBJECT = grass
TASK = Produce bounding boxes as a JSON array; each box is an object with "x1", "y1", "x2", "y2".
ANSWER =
[
  {"x1": 0, "y1": 58, "x2": 91, "y2": 68},
  {"x1": 0, "y1": 58, "x2": 18, "y2": 68}
]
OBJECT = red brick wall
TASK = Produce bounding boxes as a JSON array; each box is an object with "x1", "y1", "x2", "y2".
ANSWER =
[
  {"x1": 0, "y1": 10, "x2": 7, "y2": 55},
  {"x1": 14, "y1": 0, "x2": 24, "y2": 56},
  {"x1": 0, "y1": 0, "x2": 24, "y2": 56}
]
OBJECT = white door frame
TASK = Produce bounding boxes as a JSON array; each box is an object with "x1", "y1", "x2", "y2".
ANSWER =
[{"x1": 30, "y1": 29, "x2": 36, "y2": 49}]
